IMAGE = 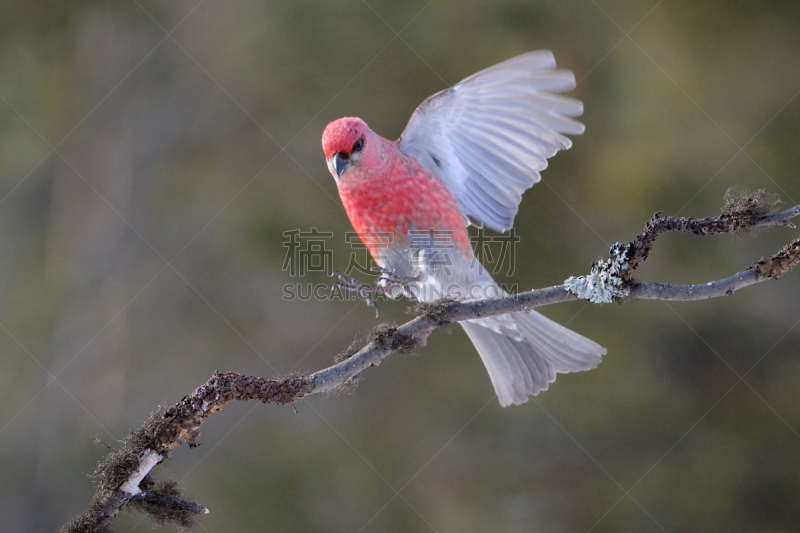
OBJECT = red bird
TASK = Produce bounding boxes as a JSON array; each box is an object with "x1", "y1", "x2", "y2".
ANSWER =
[{"x1": 322, "y1": 51, "x2": 605, "y2": 407}]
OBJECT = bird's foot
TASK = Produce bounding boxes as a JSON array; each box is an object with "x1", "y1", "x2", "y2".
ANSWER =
[
  {"x1": 375, "y1": 268, "x2": 421, "y2": 301},
  {"x1": 332, "y1": 271, "x2": 382, "y2": 317}
]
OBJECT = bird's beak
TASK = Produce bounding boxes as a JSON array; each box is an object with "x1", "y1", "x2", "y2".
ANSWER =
[{"x1": 332, "y1": 152, "x2": 349, "y2": 178}]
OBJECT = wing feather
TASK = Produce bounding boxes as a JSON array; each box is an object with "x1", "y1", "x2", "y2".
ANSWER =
[{"x1": 399, "y1": 51, "x2": 584, "y2": 232}]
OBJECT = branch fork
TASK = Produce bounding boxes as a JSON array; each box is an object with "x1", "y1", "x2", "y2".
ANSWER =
[{"x1": 565, "y1": 192, "x2": 800, "y2": 304}]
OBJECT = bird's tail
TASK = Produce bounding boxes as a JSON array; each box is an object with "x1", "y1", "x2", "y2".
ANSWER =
[{"x1": 460, "y1": 309, "x2": 605, "y2": 407}]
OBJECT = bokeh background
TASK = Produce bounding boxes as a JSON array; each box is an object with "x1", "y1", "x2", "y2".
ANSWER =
[{"x1": 2, "y1": 1, "x2": 800, "y2": 531}]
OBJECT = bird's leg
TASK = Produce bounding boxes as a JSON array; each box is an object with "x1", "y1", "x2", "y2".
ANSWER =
[{"x1": 332, "y1": 271, "x2": 382, "y2": 317}]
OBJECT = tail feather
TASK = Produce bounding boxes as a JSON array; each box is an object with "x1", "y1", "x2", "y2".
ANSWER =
[
  {"x1": 462, "y1": 321, "x2": 530, "y2": 405},
  {"x1": 461, "y1": 310, "x2": 605, "y2": 407},
  {"x1": 513, "y1": 311, "x2": 604, "y2": 372}
]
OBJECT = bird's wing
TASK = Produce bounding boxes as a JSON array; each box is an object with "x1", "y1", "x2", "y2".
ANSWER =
[{"x1": 398, "y1": 51, "x2": 584, "y2": 233}]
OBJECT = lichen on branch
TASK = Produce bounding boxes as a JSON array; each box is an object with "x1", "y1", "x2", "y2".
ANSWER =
[{"x1": 565, "y1": 190, "x2": 797, "y2": 303}]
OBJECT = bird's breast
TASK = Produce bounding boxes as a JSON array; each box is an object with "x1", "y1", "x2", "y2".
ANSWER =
[{"x1": 337, "y1": 157, "x2": 472, "y2": 266}]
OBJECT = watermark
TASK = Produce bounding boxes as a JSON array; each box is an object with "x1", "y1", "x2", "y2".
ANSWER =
[
  {"x1": 282, "y1": 282, "x2": 520, "y2": 302},
  {"x1": 342, "y1": 231, "x2": 395, "y2": 277},
  {"x1": 471, "y1": 227, "x2": 520, "y2": 276},
  {"x1": 282, "y1": 228, "x2": 334, "y2": 277},
  {"x1": 281, "y1": 227, "x2": 521, "y2": 301}
]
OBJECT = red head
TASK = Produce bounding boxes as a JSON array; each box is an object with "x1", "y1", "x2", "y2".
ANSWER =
[{"x1": 322, "y1": 117, "x2": 369, "y2": 179}]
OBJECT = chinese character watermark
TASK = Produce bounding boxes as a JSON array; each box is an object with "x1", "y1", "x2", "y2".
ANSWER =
[
  {"x1": 282, "y1": 228, "x2": 334, "y2": 277},
  {"x1": 470, "y1": 228, "x2": 520, "y2": 276},
  {"x1": 343, "y1": 231, "x2": 395, "y2": 276},
  {"x1": 408, "y1": 228, "x2": 455, "y2": 277},
  {"x1": 281, "y1": 227, "x2": 522, "y2": 301}
]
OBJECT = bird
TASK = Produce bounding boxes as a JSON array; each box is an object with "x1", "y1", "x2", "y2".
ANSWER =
[{"x1": 321, "y1": 51, "x2": 606, "y2": 407}]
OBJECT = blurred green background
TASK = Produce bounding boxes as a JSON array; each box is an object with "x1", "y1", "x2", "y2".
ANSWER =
[{"x1": 1, "y1": 1, "x2": 799, "y2": 531}]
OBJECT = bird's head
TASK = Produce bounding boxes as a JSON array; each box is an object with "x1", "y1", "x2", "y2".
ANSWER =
[{"x1": 322, "y1": 117, "x2": 369, "y2": 179}]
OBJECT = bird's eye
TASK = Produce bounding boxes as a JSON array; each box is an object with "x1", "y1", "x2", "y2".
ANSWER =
[{"x1": 352, "y1": 138, "x2": 364, "y2": 153}]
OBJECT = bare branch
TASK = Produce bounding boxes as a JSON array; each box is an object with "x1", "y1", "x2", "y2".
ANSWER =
[
  {"x1": 625, "y1": 192, "x2": 796, "y2": 276},
  {"x1": 752, "y1": 204, "x2": 800, "y2": 228},
  {"x1": 62, "y1": 198, "x2": 800, "y2": 533}
]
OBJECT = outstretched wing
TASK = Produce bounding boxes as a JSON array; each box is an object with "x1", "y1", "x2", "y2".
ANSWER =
[{"x1": 398, "y1": 51, "x2": 584, "y2": 233}]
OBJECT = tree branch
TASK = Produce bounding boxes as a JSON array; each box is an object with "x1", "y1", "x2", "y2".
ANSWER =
[
  {"x1": 62, "y1": 193, "x2": 800, "y2": 532},
  {"x1": 625, "y1": 190, "x2": 791, "y2": 276}
]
